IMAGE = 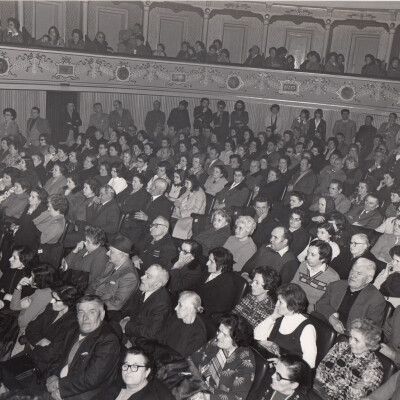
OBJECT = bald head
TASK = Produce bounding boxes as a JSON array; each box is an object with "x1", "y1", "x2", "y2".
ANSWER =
[{"x1": 350, "y1": 234, "x2": 369, "y2": 257}]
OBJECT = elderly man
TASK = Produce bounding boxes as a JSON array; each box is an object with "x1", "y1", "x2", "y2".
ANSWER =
[
  {"x1": 243, "y1": 226, "x2": 298, "y2": 283},
  {"x1": 371, "y1": 216, "x2": 400, "y2": 263},
  {"x1": 26, "y1": 106, "x2": 51, "y2": 147},
  {"x1": 251, "y1": 196, "x2": 280, "y2": 248},
  {"x1": 126, "y1": 178, "x2": 172, "y2": 243},
  {"x1": 246, "y1": 160, "x2": 264, "y2": 192},
  {"x1": 88, "y1": 103, "x2": 110, "y2": 139},
  {"x1": 346, "y1": 193, "x2": 384, "y2": 230},
  {"x1": 146, "y1": 161, "x2": 171, "y2": 190},
  {"x1": 46, "y1": 295, "x2": 120, "y2": 400},
  {"x1": 133, "y1": 216, "x2": 177, "y2": 272},
  {"x1": 291, "y1": 240, "x2": 340, "y2": 312},
  {"x1": 315, "y1": 258, "x2": 386, "y2": 333},
  {"x1": 86, "y1": 235, "x2": 139, "y2": 319},
  {"x1": 121, "y1": 264, "x2": 172, "y2": 341}
]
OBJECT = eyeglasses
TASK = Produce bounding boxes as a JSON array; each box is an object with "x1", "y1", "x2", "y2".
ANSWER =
[
  {"x1": 350, "y1": 242, "x2": 366, "y2": 246},
  {"x1": 270, "y1": 366, "x2": 292, "y2": 382},
  {"x1": 122, "y1": 363, "x2": 147, "y2": 372},
  {"x1": 178, "y1": 247, "x2": 190, "y2": 255},
  {"x1": 289, "y1": 217, "x2": 301, "y2": 221},
  {"x1": 51, "y1": 292, "x2": 62, "y2": 303},
  {"x1": 150, "y1": 223, "x2": 167, "y2": 228}
]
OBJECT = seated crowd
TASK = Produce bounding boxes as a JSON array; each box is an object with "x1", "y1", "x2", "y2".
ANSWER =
[
  {"x1": 2, "y1": 16, "x2": 400, "y2": 79},
  {"x1": 0, "y1": 95, "x2": 399, "y2": 400}
]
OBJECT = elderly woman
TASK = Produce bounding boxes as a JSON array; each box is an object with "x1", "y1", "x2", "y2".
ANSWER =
[
  {"x1": 0, "y1": 178, "x2": 30, "y2": 222},
  {"x1": 234, "y1": 266, "x2": 279, "y2": 329},
  {"x1": 3, "y1": 140, "x2": 21, "y2": 168},
  {"x1": 195, "y1": 247, "x2": 238, "y2": 319},
  {"x1": 33, "y1": 194, "x2": 68, "y2": 245},
  {"x1": 257, "y1": 167, "x2": 284, "y2": 203},
  {"x1": 153, "y1": 291, "x2": 207, "y2": 358},
  {"x1": 223, "y1": 215, "x2": 257, "y2": 272},
  {"x1": 254, "y1": 283, "x2": 317, "y2": 368},
  {"x1": 44, "y1": 162, "x2": 68, "y2": 196},
  {"x1": 350, "y1": 180, "x2": 373, "y2": 208},
  {"x1": 0, "y1": 246, "x2": 34, "y2": 310},
  {"x1": 62, "y1": 226, "x2": 109, "y2": 291},
  {"x1": 103, "y1": 347, "x2": 174, "y2": 400},
  {"x1": 193, "y1": 210, "x2": 232, "y2": 257},
  {"x1": 307, "y1": 196, "x2": 336, "y2": 236},
  {"x1": 172, "y1": 175, "x2": 206, "y2": 237},
  {"x1": 95, "y1": 161, "x2": 111, "y2": 186},
  {"x1": 63, "y1": 173, "x2": 84, "y2": 220},
  {"x1": 314, "y1": 318, "x2": 383, "y2": 399},
  {"x1": 187, "y1": 314, "x2": 255, "y2": 400},
  {"x1": 108, "y1": 161, "x2": 128, "y2": 195},
  {"x1": 260, "y1": 355, "x2": 312, "y2": 400},
  {"x1": 169, "y1": 240, "x2": 204, "y2": 296},
  {"x1": 204, "y1": 165, "x2": 228, "y2": 196}
]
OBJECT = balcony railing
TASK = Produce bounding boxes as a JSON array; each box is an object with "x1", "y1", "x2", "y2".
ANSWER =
[{"x1": 0, "y1": 44, "x2": 399, "y2": 111}]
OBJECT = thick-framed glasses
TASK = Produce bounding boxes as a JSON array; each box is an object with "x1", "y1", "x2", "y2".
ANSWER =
[
  {"x1": 350, "y1": 241, "x2": 365, "y2": 246},
  {"x1": 51, "y1": 292, "x2": 63, "y2": 303},
  {"x1": 122, "y1": 363, "x2": 147, "y2": 372},
  {"x1": 270, "y1": 366, "x2": 292, "y2": 382},
  {"x1": 150, "y1": 223, "x2": 167, "y2": 229},
  {"x1": 178, "y1": 247, "x2": 190, "y2": 255}
]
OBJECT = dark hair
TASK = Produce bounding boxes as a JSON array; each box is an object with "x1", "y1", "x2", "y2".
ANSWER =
[
  {"x1": 300, "y1": 109, "x2": 310, "y2": 120},
  {"x1": 309, "y1": 238, "x2": 333, "y2": 264},
  {"x1": 49, "y1": 194, "x2": 69, "y2": 215},
  {"x1": 71, "y1": 28, "x2": 83, "y2": 40},
  {"x1": 12, "y1": 245, "x2": 34, "y2": 269},
  {"x1": 217, "y1": 100, "x2": 226, "y2": 108},
  {"x1": 276, "y1": 284, "x2": 308, "y2": 313},
  {"x1": 132, "y1": 173, "x2": 148, "y2": 187},
  {"x1": 280, "y1": 226, "x2": 294, "y2": 246},
  {"x1": 234, "y1": 100, "x2": 246, "y2": 111},
  {"x1": 99, "y1": 162, "x2": 111, "y2": 175},
  {"x1": 14, "y1": 177, "x2": 31, "y2": 192},
  {"x1": 32, "y1": 263, "x2": 59, "y2": 289},
  {"x1": 290, "y1": 191, "x2": 305, "y2": 204},
  {"x1": 280, "y1": 354, "x2": 312, "y2": 391},
  {"x1": 252, "y1": 266, "x2": 280, "y2": 294},
  {"x1": 48, "y1": 26, "x2": 60, "y2": 40},
  {"x1": 328, "y1": 137, "x2": 339, "y2": 147},
  {"x1": 3, "y1": 108, "x2": 17, "y2": 120},
  {"x1": 30, "y1": 186, "x2": 48, "y2": 204},
  {"x1": 123, "y1": 347, "x2": 153, "y2": 378},
  {"x1": 84, "y1": 178, "x2": 100, "y2": 196},
  {"x1": 182, "y1": 239, "x2": 202, "y2": 260},
  {"x1": 209, "y1": 247, "x2": 234, "y2": 273},
  {"x1": 53, "y1": 161, "x2": 67, "y2": 177},
  {"x1": 254, "y1": 196, "x2": 270, "y2": 207},
  {"x1": 219, "y1": 314, "x2": 253, "y2": 347},
  {"x1": 85, "y1": 226, "x2": 106, "y2": 246},
  {"x1": 270, "y1": 104, "x2": 280, "y2": 112},
  {"x1": 111, "y1": 161, "x2": 124, "y2": 177},
  {"x1": 7, "y1": 17, "x2": 20, "y2": 30},
  {"x1": 3, "y1": 167, "x2": 21, "y2": 185},
  {"x1": 53, "y1": 285, "x2": 80, "y2": 308},
  {"x1": 185, "y1": 175, "x2": 200, "y2": 192},
  {"x1": 289, "y1": 208, "x2": 308, "y2": 227},
  {"x1": 109, "y1": 143, "x2": 122, "y2": 155},
  {"x1": 389, "y1": 245, "x2": 400, "y2": 259}
]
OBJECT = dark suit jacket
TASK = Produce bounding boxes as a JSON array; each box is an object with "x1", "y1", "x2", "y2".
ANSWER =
[
  {"x1": 193, "y1": 106, "x2": 212, "y2": 129},
  {"x1": 86, "y1": 199, "x2": 120, "y2": 237},
  {"x1": 345, "y1": 206, "x2": 384, "y2": 230},
  {"x1": 244, "y1": 54, "x2": 263, "y2": 68},
  {"x1": 118, "y1": 187, "x2": 151, "y2": 214},
  {"x1": 315, "y1": 281, "x2": 386, "y2": 329},
  {"x1": 135, "y1": 233, "x2": 177, "y2": 272},
  {"x1": 125, "y1": 287, "x2": 172, "y2": 340},
  {"x1": 284, "y1": 169, "x2": 318, "y2": 202},
  {"x1": 215, "y1": 181, "x2": 250, "y2": 213},
  {"x1": 307, "y1": 118, "x2": 327, "y2": 142},
  {"x1": 251, "y1": 214, "x2": 280, "y2": 248},
  {"x1": 109, "y1": 109, "x2": 135, "y2": 131},
  {"x1": 60, "y1": 110, "x2": 82, "y2": 142},
  {"x1": 26, "y1": 116, "x2": 51, "y2": 142},
  {"x1": 51, "y1": 321, "x2": 120, "y2": 400}
]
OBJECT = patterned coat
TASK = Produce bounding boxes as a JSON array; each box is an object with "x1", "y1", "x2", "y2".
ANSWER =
[{"x1": 189, "y1": 339, "x2": 255, "y2": 400}]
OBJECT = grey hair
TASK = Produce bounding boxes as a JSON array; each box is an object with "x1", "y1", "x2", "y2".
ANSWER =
[
  {"x1": 236, "y1": 215, "x2": 257, "y2": 236},
  {"x1": 350, "y1": 318, "x2": 381, "y2": 351},
  {"x1": 179, "y1": 291, "x2": 204, "y2": 313},
  {"x1": 149, "y1": 264, "x2": 169, "y2": 286},
  {"x1": 101, "y1": 184, "x2": 116, "y2": 198},
  {"x1": 354, "y1": 257, "x2": 376, "y2": 279}
]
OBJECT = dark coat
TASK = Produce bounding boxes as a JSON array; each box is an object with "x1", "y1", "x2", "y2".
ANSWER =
[
  {"x1": 215, "y1": 180, "x2": 250, "y2": 213},
  {"x1": 193, "y1": 106, "x2": 212, "y2": 129},
  {"x1": 49, "y1": 321, "x2": 120, "y2": 400},
  {"x1": 86, "y1": 198, "x2": 121, "y2": 238},
  {"x1": 212, "y1": 111, "x2": 230, "y2": 141},
  {"x1": 125, "y1": 287, "x2": 172, "y2": 341},
  {"x1": 194, "y1": 224, "x2": 232, "y2": 256},
  {"x1": 118, "y1": 186, "x2": 151, "y2": 214},
  {"x1": 195, "y1": 271, "x2": 238, "y2": 318},
  {"x1": 251, "y1": 214, "x2": 280, "y2": 248},
  {"x1": 60, "y1": 110, "x2": 82, "y2": 142},
  {"x1": 345, "y1": 206, "x2": 384, "y2": 230},
  {"x1": 290, "y1": 227, "x2": 311, "y2": 257},
  {"x1": 307, "y1": 118, "x2": 327, "y2": 143},
  {"x1": 284, "y1": 170, "x2": 318, "y2": 202},
  {"x1": 244, "y1": 54, "x2": 263, "y2": 68},
  {"x1": 168, "y1": 259, "x2": 203, "y2": 294},
  {"x1": 109, "y1": 109, "x2": 135, "y2": 132},
  {"x1": 135, "y1": 233, "x2": 177, "y2": 272},
  {"x1": 167, "y1": 108, "x2": 191, "y2": 131}
]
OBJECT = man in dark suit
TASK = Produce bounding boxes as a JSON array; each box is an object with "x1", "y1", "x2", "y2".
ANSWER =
[
  {"x1": 284, "y1": 157, "x2": 317, "y2": 203},
  {"x1": 109, "y1": 100, "x2": 135, "y2": 133},
  {"x1": 214, "y1": 168, "x2": 250, "y2": 214},
  {"x1": 205, "y1": 146, "x2": 224, "y2": 176},
  {"x1": 46, "y1": 295, "x2": 120, "y2": 400},
  {"x1": 121, "y1": 264, "x2": 172, "y2": 341},
  {"x1": 126, "y1": 178, "x2": 172, "y2": 243},
  {"x1": 133, "y1": 216, "x2": 177, "y2": 272},
  {"x1": 346, "y1": 193, "x2": 384, "y2": 230},
  {"x1": 244, "y1": 45, "x2": 263, "y2": 68},
  {"x1": 251, "y1": 197, "x2": 280, "y2": 248},
  {"x1": 26, "y1": 106, "x2": 51, "y2": 148},
  {"x1": 315, "y1": 258, "x2": 386, "y2": 333},
  {"x1": 87, "y1": 235, "x2": 139, "y2": 318},
  {"x1": 193, "y1": 98, "x2": 212, "y2": 130}
]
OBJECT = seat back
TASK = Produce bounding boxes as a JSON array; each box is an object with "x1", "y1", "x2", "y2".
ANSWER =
[
  {"x1": 383, "y1": 301, "x2": 395, "y2": 325},
  {"x1": 247, "y1": 347, "x2": 269, "y2": 400},
  {"x1": 245, "y1": 190, "x2": 254, "y2": 207},
  {"x1": 280, "y1": 185, "x2": 288, "y2": 201},
  {"x1": 205, "y1": 193, "x2": 216, "y2": 215},
  {"x1": 118, "y1": 212, "x2": 128, "y2": 232},
  {"x1": 192, "y1": 214, "x2": 210, "y2": 237},
  {"x1": 309, "y1": 314, "x2": 337, "y2": 366},
  {"x1": 231, "y1": 272, "x2": 249, "y2": 307},
  {"x1": 375, "y1": 351, "x2": 397, "y2": 384}
]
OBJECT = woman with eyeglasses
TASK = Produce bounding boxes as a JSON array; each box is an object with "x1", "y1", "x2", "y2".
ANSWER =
[
  {"x1": 0, "y1": 108, "x2": 21, "y2": 143},
  {"x1": 286, "y1": 208, "x2": 311, "y2": 257},
  {"x1": 260, "y1": 355, "x2": 311, "y2": 400},
  {"x1": 102, "y1": 347, "x2": 174, "y2": 399}
]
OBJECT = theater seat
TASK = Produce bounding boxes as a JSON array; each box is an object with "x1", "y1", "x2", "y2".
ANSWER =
[
  {"x1": 375, "y1": 351, "x2": 397, "y2": 384},
  {"x1": 383, "y1": 301, "x2": 395, "y2": 325},
  {"x1": 231, "y1": 272, "x2": 249, "y2": 307},
  {"x1": 247, "y1": 346, "x2": 269, "y2": 400},
  {"x1": 309, "y1": 314, "x2": 337, "y2": 366},
  {"x1": 204, "y1": 193, "x2": 216, "y2": 215}
]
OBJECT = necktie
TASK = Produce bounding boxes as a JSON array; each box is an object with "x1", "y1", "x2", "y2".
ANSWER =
[
  {"x1": 67, "y1": 335, "x2": 87, "y2": 368},
  {"x1": 139, "y1": 292, "x2": 146, "y2": 304}
]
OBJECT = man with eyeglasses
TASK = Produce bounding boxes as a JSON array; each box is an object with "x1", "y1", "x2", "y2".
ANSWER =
[
  {"x1": 45, "y1": 295, "x2": 120, "y2": 400},
  {"x1": 330, "y1": 233, "x2": 384, "y2": 280},
  {"x1": 315, "y1": 258, "x2": 386, "y2": 334},
  {"x1": 251, "y1": 197, "x2": 279, "y2": 248},
  {"x1": 120, "y1": 264, "x2": 171, "y2": 342},
  {"x1": 346, "y1": 193, "x2": 384, "y2": 230},
  {"x1": 132, "y1": 216, "x2": 177, "y2": 272}
]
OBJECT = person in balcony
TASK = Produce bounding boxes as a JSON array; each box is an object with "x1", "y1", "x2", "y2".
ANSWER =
[
  {"x1": 134, "y1": 35, "x2": 151, "y2": 56},
  {"x1": 361, "y1": 54, "x2": 382, "y2": 77},
  {"x1": 265, "y1": 47, "x2": 281, "y2": 68},
  {"x1": 337, "y1": 53, "x2": 345, "y2": 73},
  {"x1": 286, "y1": 55, "x2": 296, "y2": 70},
  {"x1": 85, "y1": 31, "x2": 111, "y2": 54},
  {"x1": 48, "y1": 26, "x2": 64, "y2": 47},
  {"x1": 195, "y1": 40, "x2": 207, "y2": 62},
  {"x1": 218, "y1": 49, "x2": 231, "y2": 64},
  {"x1": 153, "y1": 43, "x2": 166, "y2": 57},
  {"x1": 177, "y1": 41, "x2": 190, "y2": 59},
  {"x1": 207, "y1": 44, "x2": 218, "y2": 63},
  {"x1": 244, "y1": 45, "x2": 263, "y2": 68},
  {"x1": 324, "y1": 52, "x2": 341, "y2": 74},
  {"x1": 3, "y1": 18, "x2": 23, "y2": 44},
  {"x1": 386, "y1": 57, "x2": 400, "y2": 79},
  {"x1": 302, "y1": 51, "x2": 323, "y2": 72},
  {"x1": 66, "y1": 28, "x2": 84, "y2": 50}
]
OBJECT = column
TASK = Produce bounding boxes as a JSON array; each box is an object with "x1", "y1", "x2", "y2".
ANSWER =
[
  {"x1": 202, "y1": 8, "x2": 211, "y2": 45},
  {"x1": 17, "y1": 0, "x2": 24, "y2": 27},
  {"x1": 385, "y1": 23, "x2": 397, "y2": 65},
  {"x1": 261, "y1": 14, "x2": 270, "y2": 56},
  {"x1": 82, "y1": 0, "x2": 89, "y2": 38},
  {"x1": 142, "y1": 1, "x2": 151, "y2": 42},
  {"x1": 321, "y1": 19, "x2": 332, "y2": 62}
]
